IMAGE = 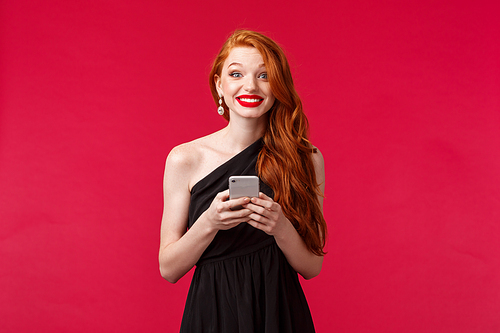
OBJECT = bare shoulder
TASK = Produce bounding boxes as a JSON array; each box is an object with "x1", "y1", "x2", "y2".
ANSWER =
[
  {"x1": 160, "y1": 139, "x2": 209, "y2": 248},
  {"x1": 311, "y1": 145, "x2": 325, "y2": 169},
  {"x1": 311, "y1": 145, "x2": 325, "y2": 186},
  {"x1": 166, "y1": 140, "x2": 200, "y2": 171},
  {"x1": 165, "y1": 137, "x2": 207, "y2": 179},
  {"x1": 164, "y1": 133, "x2": 222, "y2": 190}
]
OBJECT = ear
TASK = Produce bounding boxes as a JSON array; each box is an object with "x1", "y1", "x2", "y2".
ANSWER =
[{"x1": 214, "y1": 74, "x2": 223, "y2": 97}]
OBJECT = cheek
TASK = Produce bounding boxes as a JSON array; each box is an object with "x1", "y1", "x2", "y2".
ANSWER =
[
  {"x1": 268, "y1": 97, "x2": 276, "y2": 109},
  {"x1": 221, "y1": 80, "x2": 237, "y2": 95},
  {"x1": 266, "y1": 90, "x2": 276, "y2": 103},
  {"x1": 263, "y1": 85, "x2": 274, "y2": 99}
]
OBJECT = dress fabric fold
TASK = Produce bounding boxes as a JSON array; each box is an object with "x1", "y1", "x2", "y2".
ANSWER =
[{"x1": 180, "y1": 139, "x2": 315, "y2": 333}]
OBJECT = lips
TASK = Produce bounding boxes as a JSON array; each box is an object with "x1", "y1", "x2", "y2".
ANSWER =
[{"x1": 236, "y1": 95, "x2": 264, "y2": 108}]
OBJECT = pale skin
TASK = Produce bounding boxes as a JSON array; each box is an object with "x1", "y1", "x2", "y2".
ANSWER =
[{"x1": 159, "y1": 46, "x2": 325, "y2": 284}]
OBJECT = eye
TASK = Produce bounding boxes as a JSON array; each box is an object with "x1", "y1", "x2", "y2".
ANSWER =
[
  {"x1": 258, "y1": 72, "x2": 268, "y2": 79},
  {"x1": 229, "y1": 72, "x2": 242, "y2": 78}
]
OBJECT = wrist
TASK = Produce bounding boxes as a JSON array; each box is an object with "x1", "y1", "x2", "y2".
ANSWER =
[
  {"x1": 197, "y1": 211, "x2": 219, "y2": 235},
  {"x1": 273, "y1": 217, "x2": 296, "y2": 243}
]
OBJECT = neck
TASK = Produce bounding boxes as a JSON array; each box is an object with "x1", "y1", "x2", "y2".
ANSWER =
[{"x1": 219, "y1": 114, "x2": 267, "y2": 152}]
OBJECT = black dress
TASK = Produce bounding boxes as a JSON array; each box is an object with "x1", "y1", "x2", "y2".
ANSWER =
[{"x1": 180, "y1": 139, "x2": 315, "y2": 333}]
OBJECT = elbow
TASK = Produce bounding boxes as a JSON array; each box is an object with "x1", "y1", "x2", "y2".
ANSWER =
[
  {"x1": 301, "y1": 258, "x2": 323, "y2": 280},
  {"x1": 159, "y1": 249, "x2": 181, "y2": 284},
  {"x1": 159, "y1": 265, "x2": 181, "y2": 284},
  {"x1": 302, "y1": 266, "x2": 321, "y2": 280}
]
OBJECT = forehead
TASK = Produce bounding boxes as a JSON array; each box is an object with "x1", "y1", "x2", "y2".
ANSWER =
[{"x1": 224, "y1": 46, "x2": 265, "y2": 67}]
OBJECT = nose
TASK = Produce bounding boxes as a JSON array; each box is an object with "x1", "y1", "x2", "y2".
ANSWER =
[{"x1": 243, "y1": 76, "x2": 257, "y2": 92}]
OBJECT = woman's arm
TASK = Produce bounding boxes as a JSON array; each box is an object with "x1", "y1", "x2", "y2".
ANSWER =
[
  {"x1": 158, "y1": 146, "x2": 253, "y2": 283},
  {"x1": 244, "y1": 148, "x2": 326, "y2": 280}
]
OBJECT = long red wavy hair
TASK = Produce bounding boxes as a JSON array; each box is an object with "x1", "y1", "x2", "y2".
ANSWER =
[{"x1": 209, "y1": 30, "x2": 327, "y2": 256}]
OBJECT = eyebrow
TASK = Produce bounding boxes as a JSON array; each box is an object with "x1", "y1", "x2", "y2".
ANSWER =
[{"x1": 227, "y1": 62, "x2": 266, "y2": 68}]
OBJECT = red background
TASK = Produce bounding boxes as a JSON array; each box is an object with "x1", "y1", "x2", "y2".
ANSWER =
[{"x1": 1, "y1": 1, "x2": 499, "y2": 332}]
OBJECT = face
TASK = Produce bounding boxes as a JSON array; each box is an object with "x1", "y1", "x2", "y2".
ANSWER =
[{"x1": 215, "y1": 46, "x2": 275, "y2": 120}]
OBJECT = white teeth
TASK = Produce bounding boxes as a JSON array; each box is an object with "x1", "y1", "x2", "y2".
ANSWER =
[{"x1": 239, "y1": 98, "x2": 261, "y2": 103}]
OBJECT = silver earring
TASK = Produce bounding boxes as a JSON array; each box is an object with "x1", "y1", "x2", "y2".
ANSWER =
[{"x1": 217, "y1": 96, "x2": 224, "y2": 115}]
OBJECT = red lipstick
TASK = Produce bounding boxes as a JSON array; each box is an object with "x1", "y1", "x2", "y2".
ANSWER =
[{"x1": 236, "y1": 95, "x2": 264, "y2": 108}]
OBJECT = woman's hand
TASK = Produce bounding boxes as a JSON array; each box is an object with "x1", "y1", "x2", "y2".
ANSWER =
[
  {"x1": 202, "y1": 189, "x2": 253, "y2": 232},
  {"x1": 243, "y1": 192, "x2": 291, "y2": 236}
]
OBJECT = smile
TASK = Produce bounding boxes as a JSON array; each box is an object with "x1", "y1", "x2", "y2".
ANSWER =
[{"x1": 236, "y1": 95, "x2": 264, "y2": 107}]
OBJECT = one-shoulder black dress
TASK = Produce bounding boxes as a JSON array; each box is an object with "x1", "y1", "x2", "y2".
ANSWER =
[{"x1": 180, "y1": 139, "x2": 315, "y2": 333}]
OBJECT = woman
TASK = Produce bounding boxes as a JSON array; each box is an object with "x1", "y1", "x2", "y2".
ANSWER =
[{"x1": 159, "y1": 30, "x2": 327, "y2": 332}]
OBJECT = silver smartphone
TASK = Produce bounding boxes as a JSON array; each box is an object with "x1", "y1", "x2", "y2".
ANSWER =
[{"x1": 229, "y1": 175, "x2": 259, "y2": 210}]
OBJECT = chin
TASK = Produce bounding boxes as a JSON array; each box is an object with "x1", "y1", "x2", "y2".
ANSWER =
[
  {"x1": 230, "y1": 107, "x2": 271, "y2": 119},
  {"x1": 236, "y1": 111, "x2": 269, "y2": 120}
]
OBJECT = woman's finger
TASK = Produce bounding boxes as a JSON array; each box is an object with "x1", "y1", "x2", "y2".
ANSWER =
[
  {"x1": 243, "y1": 202, "x2": 268, "y2": 216},
  {"x1": 258, "y1": 192, "x2": 273, "y2": 201},
  {"x1": 250, "y1": 196, "x2": 274, "y2": 210},
  {"x1": 226, "y1": 196, "x2": 251, "y2": 210},
  {"x1": 215, "y1": 189, "x2": 230, "y2": 201},
  {"x1": 248, "y1": 212, "x2": 269, "y2": 224},
  {"x1": 246, "y1": 219, "x2": 265, "y2": 231}
]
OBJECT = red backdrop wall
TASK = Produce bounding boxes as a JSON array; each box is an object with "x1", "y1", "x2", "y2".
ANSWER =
[{"x1": 1, "y1": 1, "x2": 499, "y2": 332}]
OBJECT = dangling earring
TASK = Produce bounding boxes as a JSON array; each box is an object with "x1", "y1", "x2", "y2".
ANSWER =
[{"x1": 217, "y1": 96, "x2": 224, "y2": 115}]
